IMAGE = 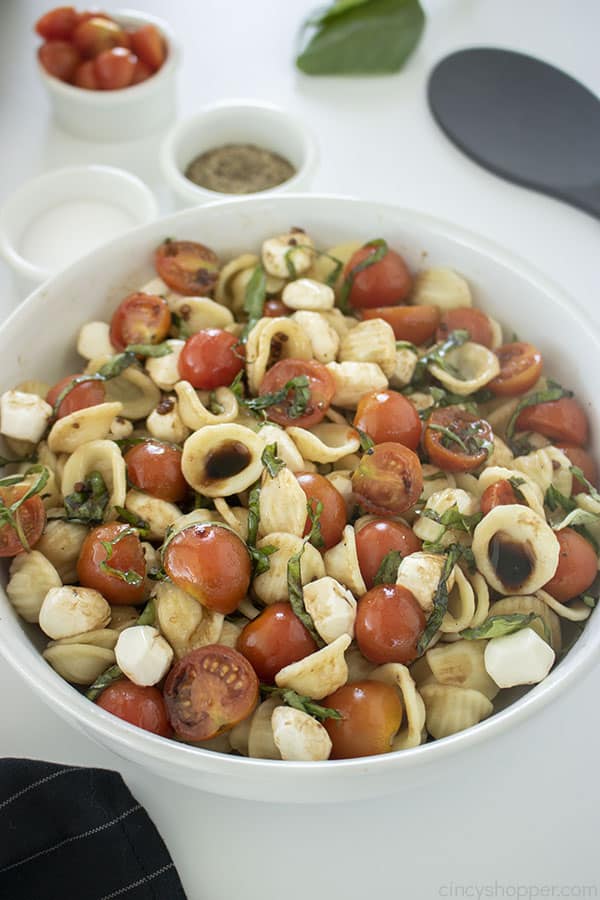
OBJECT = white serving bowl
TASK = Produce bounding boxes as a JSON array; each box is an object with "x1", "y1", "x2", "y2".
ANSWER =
[
  {"x1": 161, "y1": 100, "x2": 318, "y2": 207},
  {"x1": 0, "y1": 195, "x2": 597, "y2": 803},
  {"x1": 37, "y1": 9, "x2": 180, "y2": 141}
]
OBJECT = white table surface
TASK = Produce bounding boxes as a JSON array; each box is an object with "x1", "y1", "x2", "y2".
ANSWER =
[{"x1": 1, "y1": 1, "x2": 599, "y2": 897}]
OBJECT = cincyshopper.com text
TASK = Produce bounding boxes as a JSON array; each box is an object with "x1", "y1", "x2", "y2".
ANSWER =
[{"x1": 438, "y1": 883, "x2": 598, "y2": 899}]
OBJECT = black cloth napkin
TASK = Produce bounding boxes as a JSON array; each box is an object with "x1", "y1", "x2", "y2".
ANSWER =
[{"x1": 0, "y1": 758, "x2": 188, "y2": 900}]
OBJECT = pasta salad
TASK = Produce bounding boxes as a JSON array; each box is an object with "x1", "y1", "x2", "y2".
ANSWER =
[{"x1": 0, "y1": 229, "x2": 596, "y2": 762}]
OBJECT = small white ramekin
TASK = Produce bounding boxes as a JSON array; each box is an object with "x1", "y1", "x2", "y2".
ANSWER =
[
  {"x1": 160, "y1": 99, "x2": 319, "y2": 207},
  {"x1": 0, "y1": 164, "x2": 158, "y2": 295},
  {"x1": 37, "y1": 9, "x2": 181, "y2": 142}
]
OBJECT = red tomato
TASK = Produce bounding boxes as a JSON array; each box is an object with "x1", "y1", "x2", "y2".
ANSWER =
[
  {"x1": 0, "y1": 485, "x2": 46, "y2": 558},
  {"x1": 72, "y1": 16, "x2": 129, "y2": 58},
  {"x1": 515, "y1": 397, "x2": 589, "y2": 447},
  {"x1": 155, "y1": 240, "x2": 220, "y2": 296},
  {"x1": 543, "y1": 528, "x2": 597, "y2": 602},
  {"x1": 556, "y1": 444, "x2": 598, "y2": 494},
  {"x1": 263, "y1": 299, "x2": 290, "y2": 317},
  {"x1": 355, "y1": 519, "x2": 421, "y2": 590},
  {"x1": 237, "y1": 602, "x2": 318, "y2": 683},
  {"x1": 488, "y1": 342, "x2": 543, "y2": 397},
  {"x1": 124, "y1": 440, "x2": 187, "y2": 502},
  {"x1": 352, "y1": 442, "x2": 423, "y2": 516},
  {"x1": 130, "y1": 58, "x2": 152, "y2": 85},
  {"x1": 353, "y1": 390, "x2": 421, "y2": 450},
  {"x1": 97, "y1": 680, "x2": 171, "y2": 736},
  {"x1": 296, "y1": 472, "x2": 347, "y2": 550},
  {"x1": 46, "y1": 373, "x2": 106, "y2": 418},
  {"x1": 480, "y1": 479, "x2": 524, "y2": 516},
  {"x1": 178, "y1": 330, "x2": 244, "y2": 390},
  {"x1": 73, "y1": 59, "x2": 99, "y2": 88},
  {"x1": 93, "y1": 46, "x2": 137, "y2": 89},
  {"x1": 164, "y1": 645, "x2": 259, "y2": 741},
  {"x1": 258, "y1": 359, "x2": 336, "y2": 428},
  {"x1": 344, "y1": 245, "x2": 412, "y2": 309},
  {"x1": 129, "y1": 24, "x2": 166, "y2": 71},
  {"x1": 323, "y1": 681, "x2": 403, "y2": 759},
  {"x1": 36, "y1": 7, "x2": 79, "y2": 40},
  {"x1": 109, "y1": 292, "x2": 171, "y2": 352},
  {"x1": 77, "y1": 523, "x2": 146, "y2": 605},
  {"x1": 38, "y1": 40, "x2": 81, "y2": 81},
  {"x1": 436, "y1": 307, "x2": 494, "y2": 348},
  {"x1": 423, "y1": 407, "x2": 493, "y2": 473},
  {"x1": 163, "y1": 524, "x2": 251, "y2": 615},
  {"x1": 355, "y1": 584, "x2": 426, "y2": 664},
  {"x1": 361, "y1": 305, "x2": 440, "y2": 344}
]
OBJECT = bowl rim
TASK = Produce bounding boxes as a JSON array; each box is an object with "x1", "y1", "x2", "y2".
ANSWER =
[
  {"x1": 36, "y1": 7, "x2": 181, "y2": 103},
  {"x1": 0, "y1": 192, "x2": 597, "y2": 780}
]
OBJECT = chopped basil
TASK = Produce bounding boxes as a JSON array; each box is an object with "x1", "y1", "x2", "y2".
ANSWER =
[
  {"x1": 356, "y1": 428, "x2": 375, "y2": 452},
  {"x1": 243, "y1": 375, "x2": 310, "y2": 418},
  {"x1": 552, "y1": 507, "x2": 600, "y2": 533},
  {"x1": 420, "y1": 386, "x2": 482, "y2": 419},
  {"x1": 338, "y1": 239, "x2": 388, "y2": 313},
  {"x1": 0, "y1": 466, "x2": 50, "y2": 553},
  {"x1": 171, "y1": 312, "x2": 192, "y2": 339},
  {"x1": 508, "y1": 476, "x2": 527, "y2": 504},
  {"x1": 396, "y1": 340, "x2": 418, "y2": 354},
  {"x1": 287, "y1": 542, "x2": 323, "y2": 646},
  {"x1": 147, "y1": 567, "x2": 168, "y2": 582},
  {"x1": 114, "y1": 505, "x2": 151, "y2": 538},
  {"x1": 545, "y1": 484, "x2": 577, "y2": 513},
  {"x1": 99, "y1": 527, "x2": 143, "y2": 586},
  {"x1": 86, "y1": 664, "x2": 123, "y2": 701},
  {"x1": 249, "y1": 543, "x2": 277, "y2": 576},
  {"x1": 240, "y1": 264, "x2": 267, "y2": 340},
  {"x1": 246, "y1": 481, "x2": 277, "y2": 575},
  {"x1": 427, "y1": 423, "x2": 469, "y2": 453},
  {"x1": 261, "y1": 442, "x2": 285, "y2": 478},
  {"x1": 125, "y1": 342, "x2": 173, "y2": 358},
  {"x1": 417, "y1": 545, "x2": 462, "y2": 654},
  {"x1": 228, "y1": 370, "x2": 245, "y2": 401},
  {"x1": 570, "y1": 465, "x2": 600, "y2": 504},
  {"x1": 136, "y1": 598, "x2": 156, "y2": 627},
  {"x1": 421, "y1": 504, "x2": 483, "y2": 534},
  {"x1": 460, "y1": 613, "x2": 541, "y2": 640},
  {"x1": 423, "y1": 471, "x2": 446, "y2": 482},
  {"x1": 412, "y1": 329, "x2": 469, "y2": 387},
  {"x1": 427, "y1": 417, "x2": 492, "y2": 459},
  {"x1": 373, "y1": 549, "x2": 403, "y2": 585},
  {"x1": 261, "y1": 685, "x2": 342, "y2": 721},
  {"x1": 64, "y1": 471, "x2": 109, "y2": 525},
  {"x1": 306, "y1": 499, "x2": 324, "y2": 550},
  {"x1": 207, "y1": 391, "x2": 225, "y2": 415},
  {"x1": 506, "y1": 380, "x2": 573, "y2": 443}
]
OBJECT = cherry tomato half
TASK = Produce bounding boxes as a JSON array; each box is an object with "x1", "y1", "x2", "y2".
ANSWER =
[
  {"x1": 155, "y1": 240, "x2": 220, "y2": 296},
  {"x1": 323, "y1": 681, "x2": 403, "y2": 759},
  {"x1": 515, "y1": 397, "x2": 589, "y2": 447},
  {"x1": 129, "y1": 24, "x2": 165, "y2": 71},
  {"x1": 543, "y1": 528, "x2": 597, "y2": 602},
  {"x1": 0, "y1": 485, "x2": 46, "y2": 558},
  {"x1": 480, "y1": 479, "x2": 525, "y2": 516},
  {"x1": 352, "y1": 442, "x2": 423, "y2": 516},
  {"x1": 436, "y1": 307, "x2": 494, "y2": 348},
  {"x1": 93, "y1": 46, "x2": 137, "y2": 89},
  {"x1": 353, "y1": 390, "x2": 421, "y2": 450},
  {"x1": 72, "y1": 16, "x2": 129, "y2": 58},
  {"x1": 46, "y1": 373, "x2": 106, "y2": 418},
  {"x1": 488, "y1": 342, "x2": 543, "y2": 397},
  {"x1": 109, "y1": 292, "x2": 171, "y2": 351},
  {"x1": 178, "y1": 329, "x2": 244, "y2": 390},
  {"x1": 296, "y1": 472, "x2": 347, "y2": 550},
  {"x1": 556, "y1": 444, "x2": 598, "y2": 494},
  {"x1": 97, "y1": 680, "x2": 171, "y2": 736},
  {"x1": 361, "y1": 305, "x2": 440, "y2": 344},
  {"x1": 355, "y1": 584, "x2": 425, "y2": 664},
  {"x1": 124, "y1": 440, "x2": 187, "y2": 502},
  {"x1": 36, "y1": 7, "x2": 79, "y2": 40},
  {"x1": 355, "y1": 519, "x2": 421, "y2": 590},
  {"x1": 344, "y1": 246, "x2": 412, "y2": 309},
  {"x1": 237, "y1": 602, "x2": 318, "y2": 683},
  {"x1": 258, "y1": 359, "x2": 336, "y2": 428},
  {"x1": 77, "y1": 522, "x2": 146, "y2": 605},
  {"x1": 38, "y1": 40, "x2": 81, "y2": 82},
  {"x1": 163, "y1": 524, "x2": 251, "y2": 615},
  {"x1": 164, "y1": 645, "x2": 259, "y2": 741},
  {"x1": 423, "y1": 407, "x2": 493, "y2": 473}
]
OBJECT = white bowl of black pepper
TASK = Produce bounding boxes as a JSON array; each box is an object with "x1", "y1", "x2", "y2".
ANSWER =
[{"x1": 160, "y1": 99, "x2": 319, "y2": 207}]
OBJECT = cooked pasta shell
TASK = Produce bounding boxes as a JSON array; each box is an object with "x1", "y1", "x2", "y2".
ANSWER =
[
  {"x1": 47, "y1": 401, "x2": 123, "y2": 454},
  {"x1": 256, "y1": 424, "x2": 306, "y2": 472},
  {"x1": 182, "y1": 423, "x2": 264, "y2": 497},
  {"x1": 3, "y1": 436, "x2": 37, "y2": 458},
  {"x1": 102, "y1": 366, "x2": 160, "y2": 421},
  {"x1": 420, "y1": 465, "x2": 457, "y2": 501},
  {"x1": 333, "y1": 453, "x2": 360, "y2": 471},
  {"x1": 319, "y1": 308, "x2": 356, "y2": 339},
  {"x1": 345, "y1": 644, "x2": 377, "y2": 682},
  {"x1": 535, "y1": 588, "x2": 591, "y2": 623},
  {"x1": 465, "y1": 569, "x2": 490, "y2": 628},
  {"x1": 369, "y1": 663, "x2": 427, "y2": 749},
  {"x1": 170, "y1": 296, "x2": 234, "y2": 333},
  {"x1": 429, "y1": 341, "x2": 500, "y2": 395},
  {"x1": 412, "y1": 267, "x2": 472, "y2": 310},
  {"x1": 326, "y1": 470, "x2": 354, "y2": 515},
  {"x1": 108, "y1": 416, "x2": 133, "y2": 441},
  {"x1": 306, "y1": 240, "x2": 361, "y2": 291},
  {"x1": 477, "y1": 465, "x2": 545, "y2": 518},
  {"x1": 512, "y1": 446, "x2": 572, "y2": 497},
  {"x1": 218, "y1": 620, "x2": 243, "y2": 649},
  {"x1": 413, "y1": 488, "x2": 479, "y2": 548},
  {"x1": 146, "y1": 399, "x2": 191, "y2": 444},
  {"x1": 488, "y1": 595, "x2": 561, "y2": 652},
  {"x1": 167, "y1": 508, "x2": 225, "y2": 536},
  {"x1": 261, "y1": 232, "x2": 315, "y2": 279},
  {"x1": 239, "y1": 597, "x2": 261, "y2": 620},
  {"x1": 453, "y1": 472, "x2": 482, "y2": 497},
  {"x1": 61, "y1": 439, "x2": 127, "y2": 517},
  {"x1": 389, "y1": 347, "x2": 419, "y2": 389},
  {"x1": 440, "y1": 566, "x2": 476, "y2": 634},
  {"x1": 77, "y1": 321, "x2": 114, "y2": 361},
  {"x1": 47, "y1": 628, "x2": 119, "y2": 650},
  {"x1": 325, "y1": 362, "x2": 388, "y2": 409},
  {"x1": 252, "y1": 532, "x2": 325, "y2": 605},
  {"x1": 275, "y1": 634, "x2": 351, "y2": 699},
  {"x1": 215, "y1": 253, "x2": 260, "y2": 307},
  {"x1": 407, "y1": 391, "x2": 435, "y2": 414},
  {"x1": 227, "y1": 267, "x2": 286, "y2": 317},
  {"x1": 323, "y1": 525, "x2": 366, "y2": 598},
  {"x1": 472, "y1": 504, "x2": 560, "y2": 595},
  {"x1": 420, "y1": 683, "x2": 493, "y2": 739},
  {"x1": 6, "y1": 550, "x2": 62, "y2": 623},
  {"x1": 39, "y1": 586, "x2": 111, "y2": 640},
  {"x1": 245, "y1": 317, "x2": 312, "y2": 394},
  {"x1": 426, "y1": 640, "x2": 499, "y2": 700},
  {"x1": 271, "y1": 707, "x2": 332, "y2": 761},
  {"x1": 291, "y1": 311, "x2": 340, "y2": 363},
  {"x1": 286, "y1": 423, "x2": 360, "y2": 464},
  {"x1": 154, "y1": 581, "x2": 224, "y2": 659},
  {"x1": 486, "y1": 436, "x2": 514, "y2": 469},
  {"x1": 282, "y1": 278, "x2": 334, "y2": 311},
  {"x1": 144, "y1": 339, "x2": 185, "y2": 390},
  {"x1": 396, "y1": 552, "x2": 456, "y2": 617},
  {"x1": 229, "y1": 714, "x2": 252, "y2": 756},
  {"x1": 124, "y1": 490, "x2": 181, "y2": 540},
  {"x1": 478, "y1": 396, "x2": 520, "y2": 437},
  {"x1": 339, "y1": 319, "x2": 397, "y2": 378},
  {"x1": 212, "y1": 498, "x2": 249, "y2": 541},
  {"x1": 258, "y1": 466, "x2": 307, "y2": 538},
  {"x1": 17, "y1": 463, "x2": 62, "y2": 510},
  {"x1": 174, "y1": 382, "x2": 238, "y2": 431},
  {"x1": 303, "y1": 577, "x2": 357, "y2": 644},
  {"x1": 36, "y1": 520, "x2": 89, "y2": 583},
  {"x1": 139, "y1": 275, "x2": 172, "y2": 298},
  {"x1": 43, "y1": 643, "x2": 116, "y2": 685},
  {"x1": 109, "y1": 606, "x2": 139, "y2": 632},
  {"x1": 247, "y1": 697, "x2": 282, "y2": 760}
]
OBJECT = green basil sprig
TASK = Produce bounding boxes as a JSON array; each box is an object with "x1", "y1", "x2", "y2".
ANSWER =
[
  {"x1": 243, "y1": 375, "x2": 310, "y2": 419},
  {"x1": 64, "y1": 471, "x2": 109, "y2": 525},
  {"x1": 246, "y1": 482, "x2": 277, "y2": 576},
  {"x1": 99, "y1": 527, "x2": 143, "y2": 586},
  {"x1": 86, "y1": 664, "x2": 123, "y2": 702},
  {"x1": 460, "y1": 613, "x2": 542, "y2": 641},
  {"x1": 240, "y1": 264, "x2": 267, "y2": 341},
  {"x1": 261, "y1": 685, "x2": 342, "y2": 721},
  {"x1": 306, "y1": 499, "x2": 325, "y2": 550},
  {"x1": 261, "y1": 443, "x2": 285, "y2": 478},
  {"x1": 287, "y1": 542, "x2": 324, "y2": 646},
  {"x1": 411, "y1": 329, "x2": 469, "y2": 387},
  {"x1": 338, "y1": 239, "x2": 388, "y2": 313},
  {"x1": 373, "y1": 549, "x2": 403, "y2": 586},
  {"x1": 417, "y1": 545, "x2": 462, "y2": 654}
]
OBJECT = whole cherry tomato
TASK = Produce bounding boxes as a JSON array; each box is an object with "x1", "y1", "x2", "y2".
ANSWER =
[
  {"x1": 155, "y1": 240, "x2": 219, "y2": 296},
  {"x1": 0, "y1": 485, "x2": 46, "y2": 558},
  {"x1": 237, "y1": 602, "x2": 318, "y2": 683},
  {"x1": 343, "y1": 245, "x2": 412, "y2": 309},
  {"x1": 355, "y1": 584, "x2": 426, "y2": 664},
  {"x1": 556, "y1": 444, "x2": 598, "y2": 494},
  {"x1": 543, "y1": 528, "x2": 597, "y2": 602},
  {"x1": 423, "y1": 407, "x2": 493, "y2": 473},
  {"x1": 36, "y1": 7, "x2": 79, "y2": 40},
  {"x1": 323, "y1": 681, "x2": 403, "y2": 759},
  {"x1": 480, "y1": 479, "x2": 525, "y2": 515},
  {"x1": 130, "y1": 58, "x2": 152, "y2": 85},
  {"x1": 178, "y1": 329, "x2": 244, "y2": 390},
  {"x1": 77, "y1": 522, "x2": 146, "y2": 605},
  {"x1": 93, "y1": 46, "x2": 137, "y2": 89},
  {"x1": 124, "y1": 440, "x2": 187, "y2": 502},
  {"x1": 258, "y1": 359, "x2": 336, "y2": 429},
  {"x1": 361, "y1": 305, "x2": 440, "y2": 344},
  {"x1": 46, "y1": 373, "x2": 105, "y2": 418},
  {"x1": 352, "y1": 442, "x2": 423, "y2": 516},
  {"x1": 296, "y1": 472, "x2": 347, "y2": 550},
  {"x1": 38, "y1": 40, "x2": 81, "y2": 81},
  {"x1": 515, "y1": 397, "x2": 589, "y2": 446},
  {"x1": 109, "y1": 292, "x2": 171, "y2": 351},
  {"x1": 97, "y1": 680, "x2": 171, "y2": 736},
  {"x1": 353, "y1": 390, "x2": 421, "y2": 450},
  {"x1": 355, "y1": 519, "x2": 421, "y2": 589},
  {"x1": 73, "y1": 59, "x2": 99, "y2": 88},
  {"x1": 488, "y1": 342, "x2": 543, "y2": 397},
  {"x1": 72, "y1": 16, "x2": 129, "y2": 58},
  {"x1": 129, "y1": 24, "x2": 165, "y2": 70},
  {"x1": 436, "y1": 307, "x2": 494, "y2": 348}
]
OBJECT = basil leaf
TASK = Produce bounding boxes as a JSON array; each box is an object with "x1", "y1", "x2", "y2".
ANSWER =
[
  {"x1": 247, "y1": 482, "x2": 261, "y2": 547},
  {"x1": 426, "y1": 423, "x2": 469, "y2": 453},
  {"x1": 171, "y1": 312, "x2": 192, "y2": 339},
  {"x1": 338, "y1": 239, "x2": 388, "y2": 313},
  {"x1": 96, "y1": 352, "x2": 138, "y2": 380},
  {"x1": 281, "y1": 688, "x2": 342, "y2": 721},
  {"x1": 228, "y1": 370, "x2": 245, "y2": 401},
  {"x1": 86, "y1": 664, "x2": 123, "y2": 701},
  {"x1": 552, "y1": 507, "x2": 600, "y2": 532},
  {"x1": 506, "y1": 380, "x2": 573, "y2": 443},
  {"x1": 412, "y1": 330, "x2": 469, "y2": 387},
  {"x1": 423, "y1": 471, "x2": 446, "y2": 482},
  {"x1": 306, "y1": 500, "x2": 324, "y2": 550},
  {"x1": 570, "y1": 465, "x2": 600, "y2": 504},
  {"x1": 545, "y1": 484, "x2": 577, "y2": 513},
  {"x1": 125, "y1": 342, "x2": 173, "y2": 357},
  {"x1": 420, "y1": 385, "x2": 478, "y2": 419},
  {"x1": 422, "y1": 504, "x2": 483, "y2": 534},
  {"x1": 261, "y1": 443, "x2": 285, "y2": 478},
  {"x1": 207, "y1": 391, "x2": 225, "y2": 415},
  {"x1": 507, "y1": 476, "x2": 527, "y2": 504},
  {"x1": 136, "y1": 598, "x2": 155, "y2": 627},
  {"x1": 287, "y1": 543, "x2": 323, "y2": 646},
  {"x1": 243, "y1": 375, "x2": 310, "y2": 418},
  {"x1": 373, "y1": 549, "x2": 403, "y2": 585},
  {"x1": 356, "y1": 428, "x2": 375, "y2": 452},
  {"x1": 114, "y1": 505, "x2": 151, "y2": 538},
  {"x1": 417, "y1": 545, "x2": 461, "y2": 654},
  {"x1": 296, "y1": 0, "x2": 425, "y2": 76},
  {"x1": 249, "y1": 543, "x2": 277, "y2": 576},
  {"x1": 241, "y1": 264, "x2": 267, "y2": 340},
  {"x1": 461, "y1": 613, "x2": 541, "y2": 641},
  {"x1": 64, "y1": 470, "x2": 109, "y2": 525}
]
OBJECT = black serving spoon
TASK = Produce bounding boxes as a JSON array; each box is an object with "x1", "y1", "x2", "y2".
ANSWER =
[{"x1": 427, "y1": 47, "x2": 600, "y2": 221}]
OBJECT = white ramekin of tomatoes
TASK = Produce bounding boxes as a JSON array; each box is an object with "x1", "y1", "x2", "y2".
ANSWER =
[{"x1": 34, "y1": 6, "x2": 181, "y2": 141}]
